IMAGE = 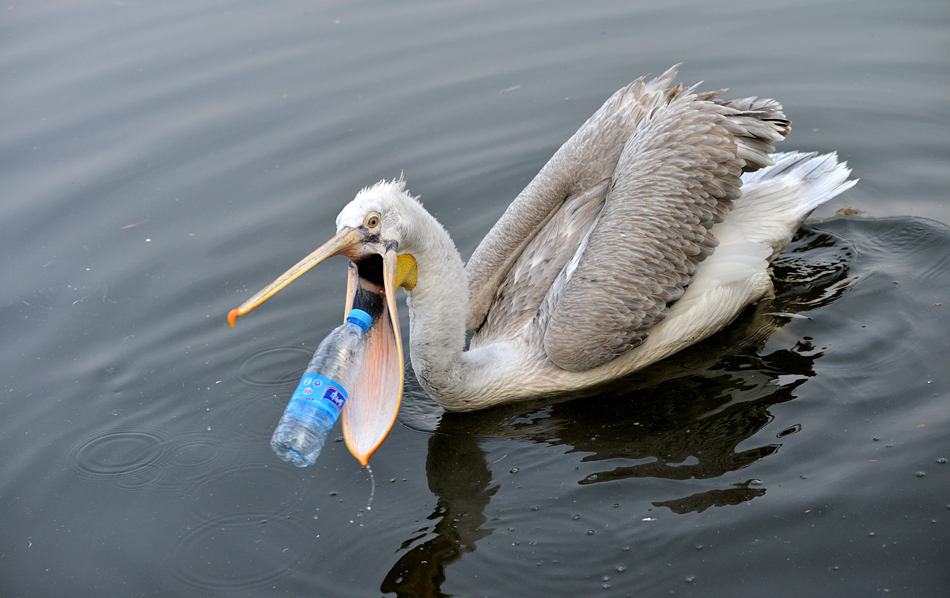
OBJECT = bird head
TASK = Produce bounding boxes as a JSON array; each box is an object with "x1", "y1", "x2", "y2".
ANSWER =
[{"x1": 228, "y1": 179, "x2": 419, "y2": 466}]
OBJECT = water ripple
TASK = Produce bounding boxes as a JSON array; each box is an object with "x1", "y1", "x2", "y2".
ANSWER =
[
  {"x1": 167, "y1": 432, "x2": 228, "y2": 470},
  {"x1": 215, "y1": 389, "x2": 285, "y2": 442},
  {"x1": 237, "y1": 346, "x2": 311, "y2": 387},
  {"x1": 68, "y1": 427, "x2": 170, "y2": 482},
  {"x1": 189, "y1": 462, "x2": 307, "y2": 520},
  {"x1": 172, "y1": 513, "x2": 318, "y2": 591}
]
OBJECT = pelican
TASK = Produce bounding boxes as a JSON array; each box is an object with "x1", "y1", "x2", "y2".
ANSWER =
[{"x1": 228, "y1": 66, "x2": 856, "y2": 465}]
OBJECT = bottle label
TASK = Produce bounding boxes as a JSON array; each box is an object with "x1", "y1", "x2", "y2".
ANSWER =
[{"x1": 287, "y1": 373, "x2": 348, "y2": 419}]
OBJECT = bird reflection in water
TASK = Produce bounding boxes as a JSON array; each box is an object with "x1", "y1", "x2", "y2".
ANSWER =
[{"x1": 379, "y1": 223, "x2": 854, "y2": 597}]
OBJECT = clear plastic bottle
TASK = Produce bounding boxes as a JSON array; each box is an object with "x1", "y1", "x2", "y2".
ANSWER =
[{"x1": 270, "y1": 309, "x2": 372, "y2": 467}]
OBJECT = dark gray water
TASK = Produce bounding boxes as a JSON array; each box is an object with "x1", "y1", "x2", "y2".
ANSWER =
[{"x1": 2, "y1": 1, "x2": 948, "y2": 596}]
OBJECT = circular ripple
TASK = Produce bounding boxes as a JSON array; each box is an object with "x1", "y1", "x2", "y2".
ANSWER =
[
  {"x1": 215, "y1": 390, "x2": 285, "y2": 442},
  {"x1": 112, "y1": 462, "x2": 170, "y2": 491},
  {"x1": 69, "y1": 427, "x2": 170, "y2": 480},
  {"x1": 172, "y1": 514, "x2": 318, "y2": 591},
  {"x1": 238, "y1": 346, "x2": 312, "y2": 387},
  {"x1": 168, "y1": 433, "x2": 227, "y2": 470},
  {"x1": 189, "y1": 462, "x2": 307, "y2": 519}
]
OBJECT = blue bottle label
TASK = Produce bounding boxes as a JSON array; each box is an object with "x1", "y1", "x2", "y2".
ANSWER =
[{"x1": 287, "y1": 373, "x2": 348, "y2": 419}]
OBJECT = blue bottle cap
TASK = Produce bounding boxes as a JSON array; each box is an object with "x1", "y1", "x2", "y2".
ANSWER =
[{"x1": 346, "y1": 309, "x2": 372, "y2": 331}]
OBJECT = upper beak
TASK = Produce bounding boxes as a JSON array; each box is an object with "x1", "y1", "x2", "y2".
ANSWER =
[
  {"x1": 227, "y1": 228, "x2": 362, "y2": 326},
  {"x1": 228, "y1": 227, "x2": 417, "y2": 466}
]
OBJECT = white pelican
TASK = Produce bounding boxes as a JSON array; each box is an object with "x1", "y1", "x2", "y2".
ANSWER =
[{"x1": 228, "y1": 66, "x2": 856, "y2": 465}]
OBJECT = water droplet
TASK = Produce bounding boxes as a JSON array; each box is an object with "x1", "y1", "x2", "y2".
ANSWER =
[
  {"x1": 615, "y1": 565, "x2": 626, "y2": 572},
  {"x1": 915, "y1": 471, "x2": 926, "y2": 478},
  {"x1": 530, "y1": 505, "x2": 540, "y2": 511},
  {"x1": 872, "y1": 437, "x2": 881, "y2": 441},
  {"x1": 869, "y1": 531, "x2": 876, "y2": 536},
  {"x1": 329, "y1": 491, "x2": 337, "y2": 496},
  {"x1": 750, "y1": 479, "x2": 762, "y2": 486},
  {"x1": 572, "y1": 514, "x2": 580, "y2": 520},
  {"x1": 685, "y1": 575, "x2": 695, "y2": 583},
  {"x1": 800, "y1": 475, "x2": 807, "y2": 479},
  {"x1": 365, "y1": 464, "x2": 375, "y2": 512},
  {"x1": 586, "y1": 529, "x2": 595, "y2": 535},
  {"x1": 509, "y1": 467, "x2": 519, "y2": 474},
  {"x1": 695, "y1": 544, "x2": 703, "y2": 550},
  {"x1": 937, "y1": 458, "x2": 947, "y2": 464}
]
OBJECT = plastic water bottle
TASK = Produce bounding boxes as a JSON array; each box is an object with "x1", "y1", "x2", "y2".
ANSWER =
[{"x1": 270, "y1": 309, "x2": 372, "y2": 467}]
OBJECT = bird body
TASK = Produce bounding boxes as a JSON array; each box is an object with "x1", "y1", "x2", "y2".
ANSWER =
[
  {"x1": 359, "y1": 151, "x2": 852, "y2": 412},
  {"x1": 229, "y1": 66, "x2": 856, "y2": 463}
]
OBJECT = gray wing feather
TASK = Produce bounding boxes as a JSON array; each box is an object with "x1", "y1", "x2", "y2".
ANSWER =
[
  {"x1": 473, "y1": 181, "x2": 610, "y2": 343},
  {"x1": 465, "y1": 68, "x2": 679, "y2": 332},
  {"x1": 467, "y1": 67, "x2": 790, "y2": 372}
]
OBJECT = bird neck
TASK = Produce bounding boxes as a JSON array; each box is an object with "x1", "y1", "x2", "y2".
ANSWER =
[{"x1": 401, "y1": 210, "x2": 471, "y2": 406}]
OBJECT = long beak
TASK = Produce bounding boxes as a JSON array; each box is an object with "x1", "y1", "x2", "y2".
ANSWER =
[
  {"x1": 228, "y1": 227, "x2": 417, "y2": 466},
  {"x1": 227, "y1": 228, "x2": 362, "y2": 326}
]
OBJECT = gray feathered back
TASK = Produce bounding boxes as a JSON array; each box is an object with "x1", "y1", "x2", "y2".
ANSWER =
[{"x1": 465, "y1": 66, "x2": 790, "y2": 371}]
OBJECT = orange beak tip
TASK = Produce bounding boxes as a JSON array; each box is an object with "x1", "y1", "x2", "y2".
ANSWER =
[{"x1": 227, "y1": 309, "x2": 239, "y2": 327}]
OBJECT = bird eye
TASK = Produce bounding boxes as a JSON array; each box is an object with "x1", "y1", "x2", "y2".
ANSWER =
[{"x1": 365, "y1": 213, "x2": 380, "y2": 229}]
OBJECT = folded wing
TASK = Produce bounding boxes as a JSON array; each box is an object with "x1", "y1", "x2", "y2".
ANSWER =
[{"x1": 467, "y1": 66, "x2": 791, "y2": 372}]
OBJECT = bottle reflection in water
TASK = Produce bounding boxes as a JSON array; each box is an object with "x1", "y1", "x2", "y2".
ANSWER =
[{"x1": 270, "y1": 309, "x2": 372, "y2": 467}]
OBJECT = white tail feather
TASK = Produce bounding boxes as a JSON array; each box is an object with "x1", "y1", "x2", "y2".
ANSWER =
[
  {"x1": 675, "y1": 151, "x2": 855, "y2": 309},
  {"x1": 714, "y1": 151, "x2": 856, "y2": 257}
]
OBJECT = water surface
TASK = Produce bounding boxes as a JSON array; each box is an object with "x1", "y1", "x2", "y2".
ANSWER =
[{"x1": 2, "y1": 1, "x2": 948, "y2": 596}]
